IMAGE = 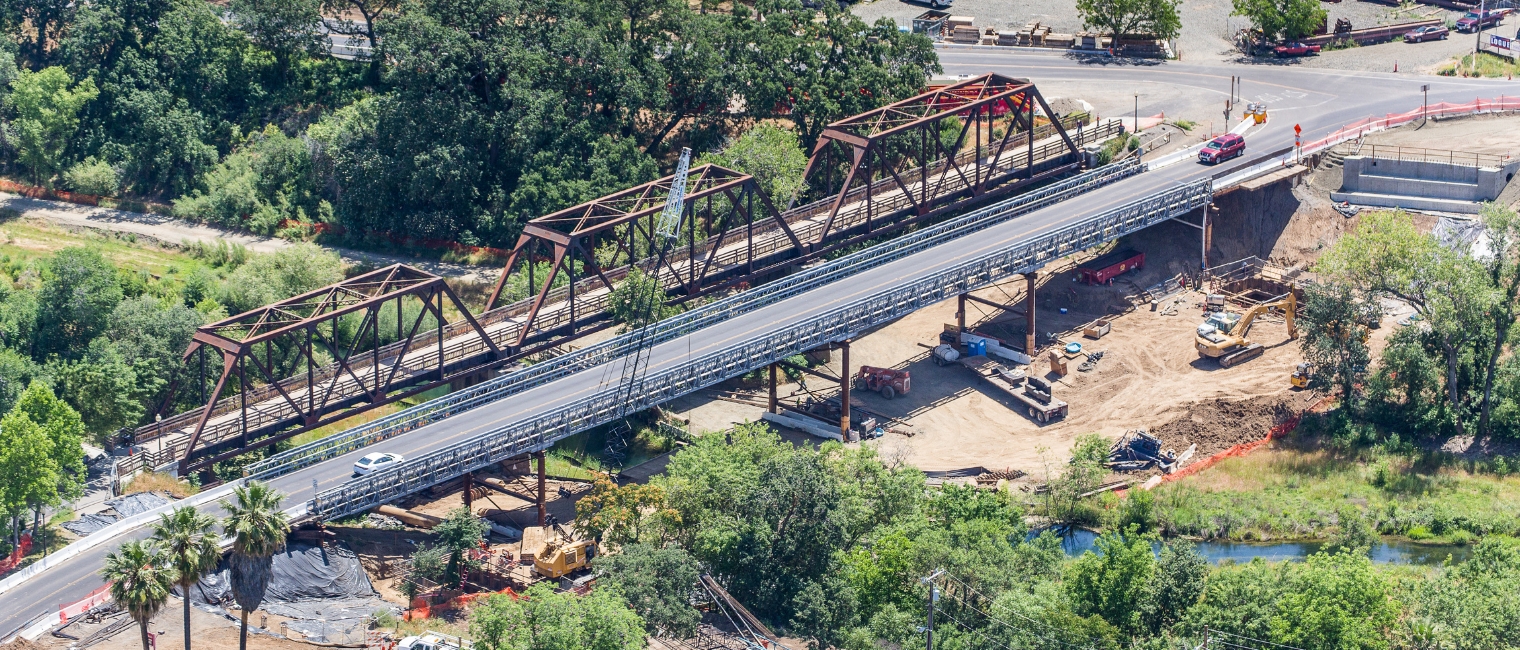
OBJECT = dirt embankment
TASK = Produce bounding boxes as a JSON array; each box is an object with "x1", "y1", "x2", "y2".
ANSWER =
[{"x1": 1148, "y1": 390, "x2": 1323, "y2": 460}]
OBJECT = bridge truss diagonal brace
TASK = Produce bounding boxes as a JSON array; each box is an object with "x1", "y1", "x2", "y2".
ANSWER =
[
  {"x1": 484, "y1": 164, "x2": 796, "y2": 349},
  {"x1": 176, "y1": 264, "x2": 499, "y2": 476},
  {"x1": 311, "y1": 179, "x2": 1213, "y2": 521},
  {"x1": 800, "y1": 73, "x2": 1079, "y2": 244}
]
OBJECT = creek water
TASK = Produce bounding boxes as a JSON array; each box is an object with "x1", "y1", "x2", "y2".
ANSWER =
[{"x1": 1032, "y1": 528, "x2": 1473, "y2": 566}]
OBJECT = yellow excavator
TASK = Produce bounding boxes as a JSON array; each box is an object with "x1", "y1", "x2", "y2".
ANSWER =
[{"x1": 1195, "y1": 293, "x2": 1297, "y2": 368}]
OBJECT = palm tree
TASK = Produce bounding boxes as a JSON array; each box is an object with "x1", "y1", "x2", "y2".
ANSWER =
[
  {"x1": 102, "y1": 539, "x2": 179, "y2": 650},
  {"x1": 221, "y1": 481, "x2": 289, "y2": 650},
  {"x1": 152, "y1": 506, "x2": 222, "y2": 650}
]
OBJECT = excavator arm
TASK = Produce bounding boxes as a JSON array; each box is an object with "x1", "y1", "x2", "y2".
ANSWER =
[{"x1": 1235, "y1": 293, "x2": 1297, "y2": 339}]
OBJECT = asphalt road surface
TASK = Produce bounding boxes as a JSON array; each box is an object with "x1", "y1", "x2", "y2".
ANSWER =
[{"x1": 4, "y1": 49, "x2": 1512, "y2": 635}]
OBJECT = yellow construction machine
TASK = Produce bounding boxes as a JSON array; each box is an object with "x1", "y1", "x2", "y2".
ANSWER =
[
  {"x1": 532, "y1": 523, "x2": 597, "y2": 579},
  {"x1": 1290, "y1": 362, "x2": 1313, "y2": 388},
  {"x1": 1195, "y1": 293, "x2": 1297, "y2": 368}
]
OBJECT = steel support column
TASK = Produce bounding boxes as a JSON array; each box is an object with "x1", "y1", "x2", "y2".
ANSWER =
[
  {"x1": 768, "y1": 364, "x2": 778, "y2": 413},
  {"x1": 536, "y1": 451, "x2": 547, "y2": 527},
  {"x1": 839, "y1": 340, "x2": 852, "y2": 441},
  {"x1": 1025, "y1": 272, "x2": 1038, "y2": 355}
]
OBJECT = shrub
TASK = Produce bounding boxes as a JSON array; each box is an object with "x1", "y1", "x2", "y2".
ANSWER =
[{"x1": 64, "y1": 158, "x2": 119, "y2": 196}]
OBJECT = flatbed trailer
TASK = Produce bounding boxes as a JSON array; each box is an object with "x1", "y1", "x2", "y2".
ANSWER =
[{"x1": 959, "y1": 355, "x2": 1068, "y2": 423}]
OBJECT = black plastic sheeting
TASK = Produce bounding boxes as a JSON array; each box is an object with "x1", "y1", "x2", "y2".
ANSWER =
[
  {"x1": 184, "y1": 542, "x2": 398, "y2": 643},
  {"x1": 104, "y1": 492, "x2": 175, "y2": 517},
  {"x1": 61, "y1": 513, "x2": 119, "y2": 536}
]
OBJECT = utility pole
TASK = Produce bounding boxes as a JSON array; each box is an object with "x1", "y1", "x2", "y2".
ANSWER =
[
  {"x1": 1475, "y1": 0, "x2": 1486, "y2": 75},
  {"x1": 921, "y1": 570, "x2": 943, "y2": 650}
]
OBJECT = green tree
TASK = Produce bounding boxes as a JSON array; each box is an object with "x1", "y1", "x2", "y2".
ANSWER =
[
  {"x1": 229, "y1": 0, "x2": 323, "y2": 70},
  {"x1": 469, "y1": 583, "x2": 645, "y2": 650},
  {"x1": 152, "y1": 506, "x2": 223, "y2": 650},
  {"x1": 173, "y1": 125, "x2": 324, "y2": 234},
  {"x1": 1179, "y1": 558, "x2": 1284, "y2": 642},
  {"x1": 102, "y1": 539, "x2": 180, "y2": 650},
  {"x1": 1232, "y1": 0, "x2": 1328, "y2": 43},
  {"x1": 697, "y1": 123, "x2": 808, "y2": 205},
  {"x1": 1471, "y1": 202, "x2": 1520, "y2": 435},
  {"x1": 221, "y1": 481, "x2": 289, "y2": 650},
  {"x1": 1076, "y1": 0, "x2": 1183, "y2": 50},
  {"x1": 574, "y1": 478, "x2": 666, "y2": 547},
  {"x1": 7, "y1": 67, "x2": 99, "y2": 185},
  {"x1": 736, "y1": 1, "x2": 940, "y2": 151},
  {"x1": 0, "y1": 349, "x2": 45, "y2": 415},
  {"x1": 594, "y1": 544, "x2": 700, "y2": 638},
  {"x1": 1042, "y1": 433, "x2": 1109, "y2": 525},
  {"x1": 0, "y1": 410, "x2": 60, "y2": 549},
  {"x1": 37, "y1": 247, "x2": 123, "y2": 358},
  {"x1": 1065, "y1": 525, "x2": 1157, "y2": 634},
  {"x1": 1324, "y1": 506, "x2": 1377, "y2": 557},
  {"x1": 434, "y1": 506, "x2": 487, "y2": 588},
  {"x1": 401, "y1": 543, "x2": 447, "y2": 612},
  {"x1": 12, "y1": 382, "x2": 88, "y2": 531},
  {"x1": 1298, "y1": 281, "x2": 1379, "y2": 407},
  {"x1": 54, "y1": 342, "x2": 146, "y2": 444},
  {"x1": 607, "y1": 269, "x2": 676, "y2": 331},
  {"x1": 1142, "y1": 540, "x2": 1208, "y2": 634},
  {"x1": 1317, "y1": 210, "x2": 1490, "y2": 428},
  {"x1": 1415, "y1": 536, "x2": 1520, "y2": 649},
  {"x1": 1269, "y1": 551, "x2": 1397, "y2": 650},
  {"x1": 218, "y1": 244, "x2": 343, "y2": 314}
]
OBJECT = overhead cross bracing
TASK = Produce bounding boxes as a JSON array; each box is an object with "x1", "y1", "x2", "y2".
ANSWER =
[
  {"x1": 123, "y1": 76, "x2": 1115, "y2": 478},
  {"x1": 151, "y1": 265, "x2": 500, "y2": 476}
]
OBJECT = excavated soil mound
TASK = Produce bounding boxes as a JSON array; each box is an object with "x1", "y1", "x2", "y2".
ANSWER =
[{"x1": 1149, "y1": 391, "x2": 1322, "y2": 460}]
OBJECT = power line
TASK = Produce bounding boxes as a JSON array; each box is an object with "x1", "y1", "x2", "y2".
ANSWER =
[
  {"x1": 1210, "y1": 630, "x2": 1307, "y2": 650},
  {"x1": 934, "y1": 605, "x2": 1025, "y2": 650},
  {"x1": 939, "y1": 572, "x2": 1101, "y2": 650},
  {"x1": 934, "y1": 573, "x2": 1097, "y2": 650}
]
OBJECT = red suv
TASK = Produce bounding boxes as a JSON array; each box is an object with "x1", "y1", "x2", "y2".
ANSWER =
[{"x1": 1198, "y1": 133, "x2": 1245, "y2": 164}]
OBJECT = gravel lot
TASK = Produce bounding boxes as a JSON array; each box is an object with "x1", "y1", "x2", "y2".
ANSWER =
[{"x1": 852, "y1": 0, "x2": 1490, "y2": 69}]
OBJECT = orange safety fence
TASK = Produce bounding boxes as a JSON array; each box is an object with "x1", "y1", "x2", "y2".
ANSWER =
[
  {"x1": 1161, "y1": 395, "x2": 1335, "y2": 484},
  {"x1": 59, "y1": 584, "x2": 113, "y2": 622},
  {"x1": 405, "y1": 587, "x2": 520, "y2": 621},
  {"x1": 1300, "y1": 96, "x2": 1520, "y2": 155},
  {"x1": 0, "y1": 179, "x2": 101, "y2": 206},
  {"x1": 0, "y1": 533, "x2": 33, "y2": 574}
]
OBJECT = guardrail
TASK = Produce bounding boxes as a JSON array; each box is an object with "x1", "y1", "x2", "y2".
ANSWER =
[
  {"x1": 127, "y1": 115, "x2": 1119, "y2": 465},
  {"x1": 308, "y1": 176, "x2": 1211, "y2": 519},
  {"x1": 1349, "y1": 143, "x2": 1512, "y2": 169},
  {"x1": 246, "y1": 159, "x2": 1147, "y2": 481}
]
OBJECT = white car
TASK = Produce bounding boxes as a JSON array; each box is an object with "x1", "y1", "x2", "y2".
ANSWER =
[{"x1": 353, "y1": 452, "x2": 403, "y2": 476}]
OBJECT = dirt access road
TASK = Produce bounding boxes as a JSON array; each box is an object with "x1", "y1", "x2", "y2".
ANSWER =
[{"x1": 0, "y1": 192, "x2": 497, "y2": 282}]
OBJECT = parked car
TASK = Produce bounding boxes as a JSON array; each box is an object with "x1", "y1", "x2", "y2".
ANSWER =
[
  {"x1": 353, "y1": 451, "x2": 403, "y2": 476},
  {"x1": 1456, "y1": 10, "x2": 1504, "y2": 33},
  {"x1": 1198, "y1": 133, "x2": 1246, "y2": 164},
  {"x1": 1404, "y1": 25, "x2": 1450, "y2": 42},
  {"x1": 1273, "y1": 42, "x2": 1322, "y2": 57}
]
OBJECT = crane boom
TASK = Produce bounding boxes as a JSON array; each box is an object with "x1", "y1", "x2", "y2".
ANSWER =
[{"x1": 655, "y1": 148, "x2": 692, "y2": 240}]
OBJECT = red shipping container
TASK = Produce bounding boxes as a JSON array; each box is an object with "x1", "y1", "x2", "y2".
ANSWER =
[{"x1": 1076, "y1": 249, "x2": 1144, "y2": 285}]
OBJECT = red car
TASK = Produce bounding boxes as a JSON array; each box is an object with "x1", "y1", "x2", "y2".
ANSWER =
[
  {"x1": 1199, "y1": 133, "x2": 1245, "y2": 164},
  {"x1": 1404, "y1": 25, "x2": 1450, "y2": 42},
  {"x1": 1456, "y1": 10, "x2": 1504, "y2": 33},
  {"x1": 1274, "y1": 42, "x2": 1322, "y2": 57}
]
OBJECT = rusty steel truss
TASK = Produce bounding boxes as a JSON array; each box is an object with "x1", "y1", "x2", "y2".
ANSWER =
[
  {"x1": 797, "y1": 73, "x2": 1079, "y2": 246},
  {"x1": 484, "y1": 164, "x2": 798, "y2": 347},
  {"x1": 175, "y1": 265, "x2": 499, "y2": 475},
  {"x1": 130, "y1": 76, "x2": 1096, "y2": 476}
]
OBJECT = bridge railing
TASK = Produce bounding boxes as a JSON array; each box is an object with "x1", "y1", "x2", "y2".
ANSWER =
[
  {"x1": 246, "y1": 158, "x2": 1146, "y2": 481},
  {"x1": 305, "y1": 175, "x2": 1211, "y2": 519}
]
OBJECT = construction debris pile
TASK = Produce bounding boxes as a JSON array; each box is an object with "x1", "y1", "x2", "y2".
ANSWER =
[{"x1": 1107, "y1": 429, "x2": 1193, "y2": 473}]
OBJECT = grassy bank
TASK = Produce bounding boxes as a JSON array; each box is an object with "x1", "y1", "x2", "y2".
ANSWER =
[{"x1": 1151, "y1": 446, "x2": 1520, "y2": 544}]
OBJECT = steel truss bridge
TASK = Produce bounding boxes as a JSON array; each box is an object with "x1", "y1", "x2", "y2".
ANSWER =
[{"x1": 122, "y1": 74, "x2": 1128, "y2": 477}]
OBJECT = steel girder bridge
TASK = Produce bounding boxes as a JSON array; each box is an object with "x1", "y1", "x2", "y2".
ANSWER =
[{"x1": 119, "y1": 74, "x2": 1117, "y2": 478}]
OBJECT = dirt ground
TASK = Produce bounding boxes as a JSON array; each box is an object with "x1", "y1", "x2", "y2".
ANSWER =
[
  {"x1": 31, "y1": 598, "x2": 319, "y2": 650},
  {"x1": 665, "y1": 114, "x2": 1520, "y2": 481}
]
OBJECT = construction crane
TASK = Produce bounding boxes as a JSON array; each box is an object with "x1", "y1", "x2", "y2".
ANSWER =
[
  {"x1": 605, "y1": 148, "x2": 692, "y2": 464},
  {"x1": 1194, "y1": 292, "x2": 1297, "y2": 368}
]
